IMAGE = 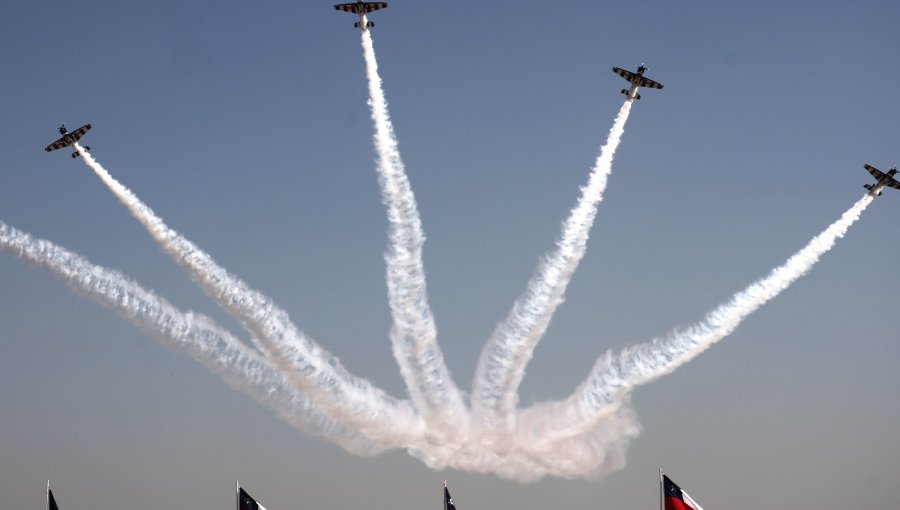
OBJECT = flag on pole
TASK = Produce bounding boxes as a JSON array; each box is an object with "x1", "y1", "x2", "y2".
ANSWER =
[
  {"x1": 662, "y1": 474, "x2": 705, "y2": 510},
  {"x1": 444, "y1": 481, "x2": 457, "y2": 510},
  {"x1": 238, "y1": 486, "x2": 268, "y2": 510},
  {"x1": 48, "y1": 486, "x2": 60, "y2": 510}
]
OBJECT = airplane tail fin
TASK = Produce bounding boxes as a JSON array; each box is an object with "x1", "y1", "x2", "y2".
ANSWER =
[{"x1": 863, "y1": 184, "x2": 881, "y2": 195}]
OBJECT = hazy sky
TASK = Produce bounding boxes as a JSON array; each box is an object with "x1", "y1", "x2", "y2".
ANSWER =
[{"x1": 1, "y1": 1, "x2": 898, "y2": 510}]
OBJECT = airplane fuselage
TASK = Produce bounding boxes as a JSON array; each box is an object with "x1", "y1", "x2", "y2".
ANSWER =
[
  {"x1": 625, "y1": 70, "x2": 644, "y2": 99},
  {"x1": 353, "y1": 0, "x2": 374, "y2": 30},
  {"x1": 62, "y1": 133, "x2": 85, "y2": 157},
  {"x1": 864, "y1": 168, "x2": 898, "y2": 197},
  {"x1": 625, "y1": 82, "x2": 641, "y2": 100},
  {"x1": 867, "y1": 175, "x2": 893, "y2": 196},
  {"x1": 867, "y1": 183, "x2": 887, "y2": 197},
  {"x1": 57, "y1": 126, "x2": 75, "y2": 145}
]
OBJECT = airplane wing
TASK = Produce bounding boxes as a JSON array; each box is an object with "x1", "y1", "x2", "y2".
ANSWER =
[
  {"x1": 68, "y1": 124, "x2": 92, "y2": 141},
  {"x1": 886, "y1": 178, "x2": 900, "y2": 190},
  {"x1": 44, "y1": 137, "x2": 70, "y2": 152},
  {"x1": 334, "y1": 2, "x2": 387, "y2": 13},
  {"x1": 638, "y1": 77, "x2": 664, "y2": 89},
  {"x1": 612, "y1": 67, "x2": 636, "y2": 82},
  {"x1": 864, "y1": 164, "x2": 886, "y2": 181},
  {"x1": 363, "y1": 2, "x2": 387, "y2": 12},
  {"x1": 334, "y1": 3, "x2": 360, "y2": 13}
]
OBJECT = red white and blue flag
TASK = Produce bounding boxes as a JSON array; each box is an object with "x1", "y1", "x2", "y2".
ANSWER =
[{"x1": 662, "y1": 474, "x2": 705, "y2": 510}]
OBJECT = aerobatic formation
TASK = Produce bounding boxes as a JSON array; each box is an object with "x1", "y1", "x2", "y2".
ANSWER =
[{"x1": 2, "y1": 4, "x2": 891, "y2": 482}]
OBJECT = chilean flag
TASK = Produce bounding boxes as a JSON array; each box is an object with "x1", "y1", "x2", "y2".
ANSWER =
[{"x1": 662, "y1": 474, "x2": 705, "y2": 510}]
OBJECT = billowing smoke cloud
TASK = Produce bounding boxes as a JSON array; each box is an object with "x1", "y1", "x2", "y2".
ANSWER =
[{"x1": 1, "y1": 29, "x2": 874, "y2": 481}]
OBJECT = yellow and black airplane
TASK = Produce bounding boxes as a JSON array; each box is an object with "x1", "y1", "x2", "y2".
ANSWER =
[
  {"x1": 44, "y1": 123, "x2": 91, "y2": 159},
  {"x1": 334, "y1": 1, "x2": 388, "y2": 29}
]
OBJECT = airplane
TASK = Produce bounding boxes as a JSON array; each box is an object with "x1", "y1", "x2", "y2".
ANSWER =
[
  {"x1": 334, "y1": 1, "x2": 388, "y2": 29},
  {"x1": 612, "y1": 65, "x2": 664, "y2": 100},
  {"x1": 863, "y1": 163, "x2": 899, "y2": 197},
  {"x1": 44, "y1": 123, "x2": 92, "y2": 158}
]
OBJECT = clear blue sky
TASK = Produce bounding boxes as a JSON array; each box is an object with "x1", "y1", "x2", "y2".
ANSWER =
[{"x1": 1, "y1": 1, "x2": 898, "y2": 509}]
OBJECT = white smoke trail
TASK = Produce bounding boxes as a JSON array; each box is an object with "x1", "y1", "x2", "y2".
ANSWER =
[
  {"x1": 523, "y1": 194, "x2": 875, "y2": 442},
  {"x1": 360, "y1": 28, "x2": 468, "y2": 428},
  {"x1": 73, "y1": 143, "x2": 424, "y2": 444},
  {"x1": 472, "y1": 99, "x2": 634, "y2": 433},
  {"x1": 0, "y1": 220, "x2": 381, "y2": 456}
]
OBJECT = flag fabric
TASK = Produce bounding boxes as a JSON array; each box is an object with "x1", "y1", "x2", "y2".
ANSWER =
[
  {"x1": 48, "y1": 488, "x2": 59, "y2": 510},
  {"x1": 238, "y1": 487, "x2": 268, "y2": 510},
  {"x1": 662, "y1": 474, "x2": 704, "y2": 510},
  {"x1": 444, "y1": 481, "x2": 457, "y2": 510}
]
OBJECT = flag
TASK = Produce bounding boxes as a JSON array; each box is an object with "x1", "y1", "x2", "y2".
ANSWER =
[
  {"x1": 662, "y1": 474, "x2": 704, "y2": 510},
  {"x1": 444, "y1": 481, "x2": 457, "y2": 510},
  {"x1": 48, "y1": 488, "x2": 59, "y2": 510},
  {"x1": 238, "y1": 487, "x2": 268, "y2": 510}
]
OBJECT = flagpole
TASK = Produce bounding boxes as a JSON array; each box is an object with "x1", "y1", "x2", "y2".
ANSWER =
[{"x1": 658, "y1": 468, "x2": 663, "y2": 510}]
